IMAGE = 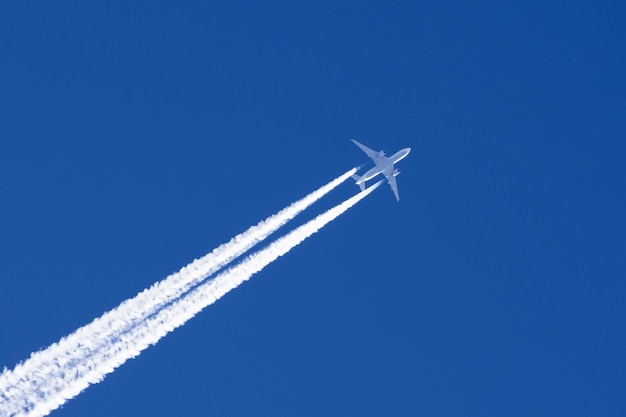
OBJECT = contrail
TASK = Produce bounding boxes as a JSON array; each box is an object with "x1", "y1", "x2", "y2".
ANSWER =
[
  {"x1": 0, "y1": 169, "x2": 356, "y2": 417},
  {"x1": 0, "y1": 174, "x2": 378, "y2": 417}
]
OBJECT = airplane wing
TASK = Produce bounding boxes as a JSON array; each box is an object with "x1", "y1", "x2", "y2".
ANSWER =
[
  {"x1": 385, "y1": 171, "x2": 400, "y2": 201},
  {"x1": 351, "y1": 139, "x2": 380, "y2": 161}
]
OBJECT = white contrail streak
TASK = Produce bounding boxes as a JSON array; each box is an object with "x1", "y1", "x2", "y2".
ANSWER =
[
  {"x1": 28, "y1": 180, "x2": 381, "y2": 417},
  {"x1": 0, "y1": 169, "x2": 357, "y2": 417}
]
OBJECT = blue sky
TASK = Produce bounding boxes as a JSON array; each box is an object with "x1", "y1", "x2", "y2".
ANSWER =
[{"x1": 1, "y1": 2, "x2": 625, "y2": 416}]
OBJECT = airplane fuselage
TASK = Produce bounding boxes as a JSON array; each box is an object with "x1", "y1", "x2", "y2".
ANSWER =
[
  {"x1": 354, "y1": 148, "x2": 411, "y2": 184},
  {"x1": 350, "y1": 139, "x2": 410, "y2": 201}
]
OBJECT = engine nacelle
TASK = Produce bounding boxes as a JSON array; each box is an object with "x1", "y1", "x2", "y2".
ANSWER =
[
  {"x1": 378, "y1": 149, "x2": 386, "y2": 157},
  {"x1": 392, "y1": 168, "x2": 401, "y2": 176}
]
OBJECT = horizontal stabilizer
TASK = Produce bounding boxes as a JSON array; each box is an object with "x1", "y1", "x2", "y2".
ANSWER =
[{"x1": 351, "y1": 174, "x2": 365, "y2": 192}]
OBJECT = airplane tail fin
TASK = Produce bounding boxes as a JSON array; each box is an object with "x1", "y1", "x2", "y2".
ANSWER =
[{"x1": 351, "y1": 174, "x2": 366, "y2": 192}]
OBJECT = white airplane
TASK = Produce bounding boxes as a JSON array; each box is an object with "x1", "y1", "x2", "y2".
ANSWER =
[{"x1": 350, "y1": 139, "x2": 411, "y2": 201}]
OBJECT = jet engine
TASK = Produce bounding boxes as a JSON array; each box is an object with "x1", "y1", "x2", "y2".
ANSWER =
[
  {"x1": 393, "y1": 168, "x2": 401, "y2": 176},
  {"x1": 378, "y1": 149, "x2": 386, "y2": 157}
]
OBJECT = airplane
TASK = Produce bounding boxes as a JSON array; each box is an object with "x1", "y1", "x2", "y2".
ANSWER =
[{"x1": 350, "y1": 139, "x2": 411, "y2": 201}]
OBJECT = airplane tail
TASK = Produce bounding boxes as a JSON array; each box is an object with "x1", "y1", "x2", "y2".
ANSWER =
[{"x1": 351, "y1": 174, "x2": 365, "y2": 192}]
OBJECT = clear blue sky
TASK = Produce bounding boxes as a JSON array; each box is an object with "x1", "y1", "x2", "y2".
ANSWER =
[{"x1": 1, "y1": 2, "x2": 625, "y2": 416}]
